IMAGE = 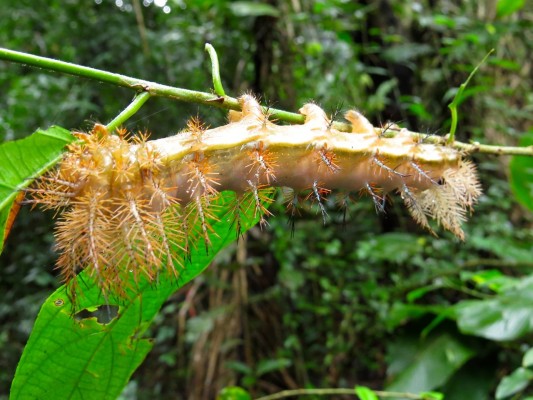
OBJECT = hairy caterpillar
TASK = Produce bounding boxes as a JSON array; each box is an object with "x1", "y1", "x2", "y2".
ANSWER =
[{"x1": 29, "y1": 95, "x2": 481, "y2": 297}]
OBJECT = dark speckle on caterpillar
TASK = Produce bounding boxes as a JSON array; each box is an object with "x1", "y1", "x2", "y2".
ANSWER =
[{"x1": 28, "y1": 95, "x2": 481, "y2": 297}]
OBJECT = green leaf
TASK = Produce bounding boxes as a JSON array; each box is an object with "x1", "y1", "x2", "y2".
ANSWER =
[
  {"x1": 382, "y1": 43, "x2": 433, "y2": 64},
  {"x1": 489, "y1": 58, "x2": 521, "y2": 71},
  {"x1": 225, "y1": 361, "x2": 253, "y2": 376},
  {"x1": 407, "y1": 102, "x2": 433, "y2": 121},
  {"x1": 217, "y1": 386, "x2": 252, "y2": 400},
  {"x1": 407, "y1": 285, "x2": 440, "y2": 303},
  {"x1": 387, "y1": 333, "x2": 476, "y2": 393},
  {"x1": 256, "y1": 358, "x2": 292, "y2": 377},
  {"x1": 387, "y1": 302, "x2": 446, "y2": 330},
  {"x1": 432, "y1": 15, "x2": 456, "y2": 29},
  {"x1": 455, "y1": 276, "x2": 533, "y2": 341},
  {"x1": 420, "y1": 392, "x2": 444, "y2": 400},
  {"x1": 355, "y1": 385, "x2": 379, "y2": 400},
  {"x1": 470, "y1": 235, "x2": 533, "y2": 263},
  {"x1": 460, "y1": 269, "x2": 519, "y2": 293},
  {"x1": 495, "y1": 367, "x2": 533, "y2": 399},
  {"x1": 10, "y1": 191, "x2": 264, "y2": 400},
  {"x1": 496, "y1": 0, "x2": 525, "y2": 18},
  {"x1": 0, "y1": 126, "x2": 74, "y2": 253},
  {"x1": 356, "y1": 233, "x2": 425, "y2": 265},
  {"x1": 509, "y1": 131, "x2": 533, "y2": 212},
  {"x1": 442, "y1": 360, "x2": 496, "y2": 400},
  {"x1": 229, "y1": 2, "x2": 280, "y2": 17},
  {"x1": 523, "y1": 348, "x2": 533, "y2": 368}
]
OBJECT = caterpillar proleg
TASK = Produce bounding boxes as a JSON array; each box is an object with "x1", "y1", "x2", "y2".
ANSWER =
[{"x1": 29, "y1": 95, "x2": 481, "y2": 296}]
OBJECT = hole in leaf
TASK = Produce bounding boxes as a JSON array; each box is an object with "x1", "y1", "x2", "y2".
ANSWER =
[{"x1": 74, "y1": 305, "x2": 119, "y2": 325}]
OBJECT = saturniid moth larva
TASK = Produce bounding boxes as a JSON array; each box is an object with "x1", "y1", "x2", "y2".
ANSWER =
[{"x1": 28, "y1": 95, "x2": 481, "y2": 297}]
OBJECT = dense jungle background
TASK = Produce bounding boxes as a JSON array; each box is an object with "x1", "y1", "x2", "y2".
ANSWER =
[{"x1": 1, "y1": 0, "x2": 533, "y2": 399}]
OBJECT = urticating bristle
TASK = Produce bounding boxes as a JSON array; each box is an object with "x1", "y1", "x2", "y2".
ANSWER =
[
  {"x1": 246, "y1": 181, "x2": 274, "y2": 227},
  {"x1": 409, "y1": 161, "x2": 439, "y2": 185},
  {"x1": 187, "y1": 116, "x2": 208, "y2": 143},
  {"x1": 399, "y1": 183, "x2": 435, "y2": 236},
  {"x1": 189, "y1": 194, "x2": 217, "y2": 252},
  {"x1": 247, "y1": 141, "x2": 277, "y2": 184},
  {"x1": 186, "y1": 153, "x2": 220, "y2": 199},
  {"x1": 305, "y1": 181, "x2": 330, "y2": 224},
  {"x1": 371, "y1": 154, "x2": 408, "y2": 179},
  {"x1": 316, "y1": 145, "x2": 340, "y2": 174},
  {"x1": 363, "y1": 182, "x2": 386, "y2": 214}
]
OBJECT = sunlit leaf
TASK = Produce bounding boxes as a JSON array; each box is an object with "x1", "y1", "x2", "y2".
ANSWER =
[
  {"x1": 523, "y1": 348, "x2": 533, "y2": 368},
  {"x1": 455, "y1": 276, "x2": 533, "y2": 341},
  {"x1": 217, "y1": 386, "x2": 252, "y2": 400},
  {"x1": 496, "y1": 0, "x2": 525, "y2": 18},
  {"x1": 419, "y1": 391, "x2": 444, "y2": 400},
  {"x1": 355, "y1": 385, "x2": 379, "y2": 400},
  {"x1": 228, "y1": 2, "x2": 280, "y2": 17},
  {"x1": 495, "y1": 367, "x2": 533, "y2": 399},
  {"x1": 0, "y1": 126, "x2": 74, "y2": 253},
  {"x1": 382, "y1": 43, "x2": 433, "y2": 63}
]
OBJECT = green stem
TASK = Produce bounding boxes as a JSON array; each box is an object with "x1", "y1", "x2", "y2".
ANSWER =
[
  {"x1": 255, "y1": 388, "x2": 427, "y2": 400},
  {"x1": 448, "y1": 106, "x2": 458, "y2": 144},
  {"x1": 384, "y1": 127, "x2": 533, "y2": 156},
  {"x1": 0, "y1": 47, "x2": 239, "y2": 110},
  {"x1": 1, "y1": 47, "x2": 532, "y2": 157},
  {"x1": 106, "y1": 91, "x2": 152, "y2": 132},
  {"x1": 205, "y1": 43, "x2": 226, "y2": 97},
  {"x1": 447, "y1": 49, "x2": 494, "y2": 145}
]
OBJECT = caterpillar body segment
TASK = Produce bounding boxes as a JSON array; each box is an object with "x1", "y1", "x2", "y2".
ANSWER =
[{"x1": 29, "y1": 95, "x2": 481, "y2": 297}]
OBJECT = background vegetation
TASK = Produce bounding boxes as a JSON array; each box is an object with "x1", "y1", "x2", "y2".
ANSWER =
[{"x1": 1, "y1": 0, "x2": 533, "y2": 399}]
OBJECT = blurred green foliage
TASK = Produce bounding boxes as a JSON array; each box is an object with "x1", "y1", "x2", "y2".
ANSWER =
[{"x1": 1, "y1": 0, "x2": 533, "y2": 399}]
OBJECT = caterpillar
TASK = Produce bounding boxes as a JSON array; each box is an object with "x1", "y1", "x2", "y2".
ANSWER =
[{"x1": 28, "y1": 95, "x2": 481, "y2": 297}]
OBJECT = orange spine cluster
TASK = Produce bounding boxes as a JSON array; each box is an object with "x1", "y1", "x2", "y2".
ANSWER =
[{"x1": 29, "y1": 95, "x2": 481, "y2": 297}]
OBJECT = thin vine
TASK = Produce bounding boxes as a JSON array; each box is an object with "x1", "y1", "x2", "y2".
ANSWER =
[{"x1": 255, "y1": 387, "x2": 440, "y2": 400}]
